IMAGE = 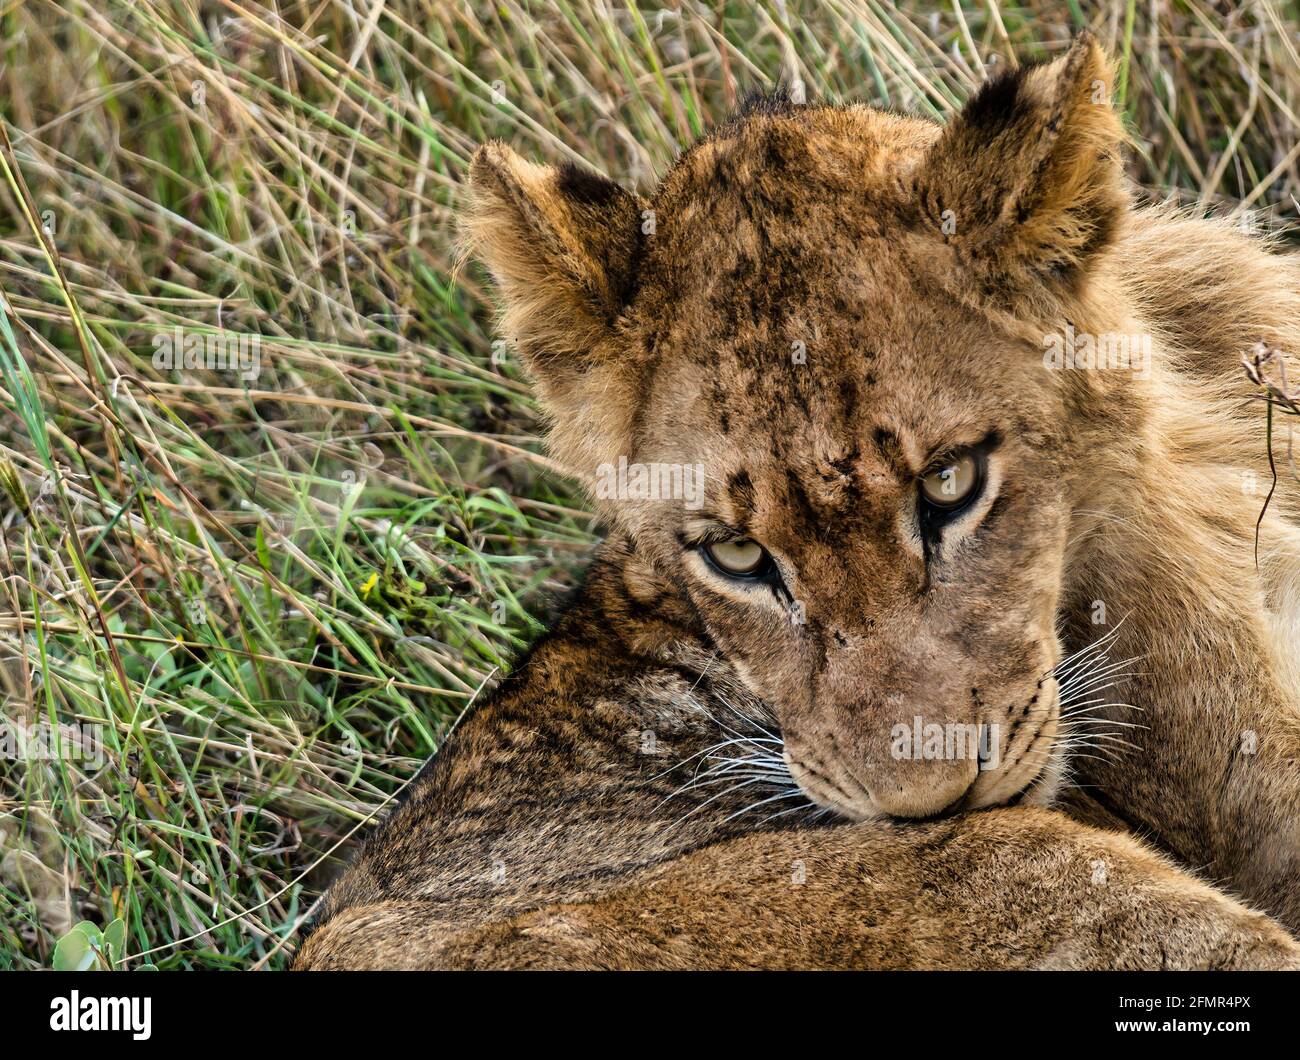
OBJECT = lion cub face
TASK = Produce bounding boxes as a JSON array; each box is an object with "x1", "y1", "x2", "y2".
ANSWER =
[
  {"x1": 628, "y1": 270, "x2": 1072, "y2": 819},
  {"x1": 467, "y1": 37, "x2": 1128, "y2": 819}
]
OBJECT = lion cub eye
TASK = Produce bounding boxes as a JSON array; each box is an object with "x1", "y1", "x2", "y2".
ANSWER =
[
  {"x1": 703, "y1": 538, "x2": 771, "y2": 578},
  {"x1": 919, "y1": 451, "x2": 982, "y2": 510}
]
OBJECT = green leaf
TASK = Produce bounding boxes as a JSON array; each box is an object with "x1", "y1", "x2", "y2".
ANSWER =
[
  {"x1": 103, "y1": 918, "x2": 126, "y2": 967},
  {"x1": 53, "y1": 924, "x2": 99, "y2": 971}
]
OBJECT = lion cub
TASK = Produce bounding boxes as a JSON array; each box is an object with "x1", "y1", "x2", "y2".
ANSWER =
[{"x1": 295, "y1": 35, "x2": 1300, "y2": 969}]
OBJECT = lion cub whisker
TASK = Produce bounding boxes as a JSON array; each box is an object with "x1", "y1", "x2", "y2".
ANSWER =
[{"x1": 721, "y1": 787, "x2": 816, "y2": 826}]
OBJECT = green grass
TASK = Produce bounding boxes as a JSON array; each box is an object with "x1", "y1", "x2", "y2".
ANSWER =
[{"x1": 0, "y1": 0, "x2": 1297, "y2": 970}]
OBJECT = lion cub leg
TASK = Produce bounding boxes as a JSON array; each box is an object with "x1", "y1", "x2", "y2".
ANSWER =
[{"x1": 296, "y1": 807, "x2": 1299, "y2": 970}]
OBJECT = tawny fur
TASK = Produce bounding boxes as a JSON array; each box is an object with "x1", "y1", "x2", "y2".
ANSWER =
[{"x1": 295, "y1": 35, "x2": 1300, "y2": 971}]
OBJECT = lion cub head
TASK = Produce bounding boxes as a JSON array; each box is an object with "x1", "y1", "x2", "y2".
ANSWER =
[{"x1": 465, "y1": 36, "x2": 1134, "y2": 820}]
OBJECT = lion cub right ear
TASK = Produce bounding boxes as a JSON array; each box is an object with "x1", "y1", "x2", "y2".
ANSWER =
[{"x1": 462, "y1": 143, "x2": 648, "y2": 472}]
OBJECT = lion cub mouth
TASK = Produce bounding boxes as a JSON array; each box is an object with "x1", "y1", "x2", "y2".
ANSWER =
[
  {"x1": 777, "y1": 716, "x2": 1067, "y2": 822},
  {"x1": 671, "y1": 627, "x2": 1137, "y2": 825},
  {"x1": 887, "y1": 630, "x2": 1139, "y2": 819}
]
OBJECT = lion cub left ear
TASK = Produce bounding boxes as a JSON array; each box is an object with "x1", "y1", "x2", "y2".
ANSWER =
[{"x1": 910, "y1": 33, "x2": 1127, "y2": 293}]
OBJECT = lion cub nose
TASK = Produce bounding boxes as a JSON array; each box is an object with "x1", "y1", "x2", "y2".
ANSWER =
[{"x1": 866, "y1": 760, "x2": 978, "y2": 819}]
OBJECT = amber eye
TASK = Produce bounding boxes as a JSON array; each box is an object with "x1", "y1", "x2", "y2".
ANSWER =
[
  {"x1": 703, "y1": 538, "x2": 770, "y2": 577},
  {"x1": 919, "y1": 451, "x2": 981, "y2": 509}
]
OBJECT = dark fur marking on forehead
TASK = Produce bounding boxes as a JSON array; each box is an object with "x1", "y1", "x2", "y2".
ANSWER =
[
  {"x1": 838, "y1": 375, "x2": 860, "y2": 419},
  {"x1": 872, "y1": 427, "x2": 910, "y2": 476},
  {"x1": 727, "y1": 470, "x2": 756, "y2": 518},
  {"x1": 872, "y1": 426, "x2": 900, "y2": 455},
  {"x1": 785, "y1": 371, "x2": 815, "y2": 416},
  {"x1": 703, "y1": 373, "x2": 732, "y2": 434},
  {"x1": 828, "y1": 448, "x2": 860, "y2": 478},
  {"x1": 783, "y1": 467, "x2": 823, "y2": 529}
]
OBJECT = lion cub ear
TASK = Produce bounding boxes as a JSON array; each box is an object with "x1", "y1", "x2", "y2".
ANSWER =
[
  {"x1": 910, "y1": 33, "x2": 1127, "y2": 293},
  {"x1": 463, "y1": 143, "x2": 646, "y2": 372},
  {"x1": 462, "y1": 143, "x2": 647, "y2": 474}
]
